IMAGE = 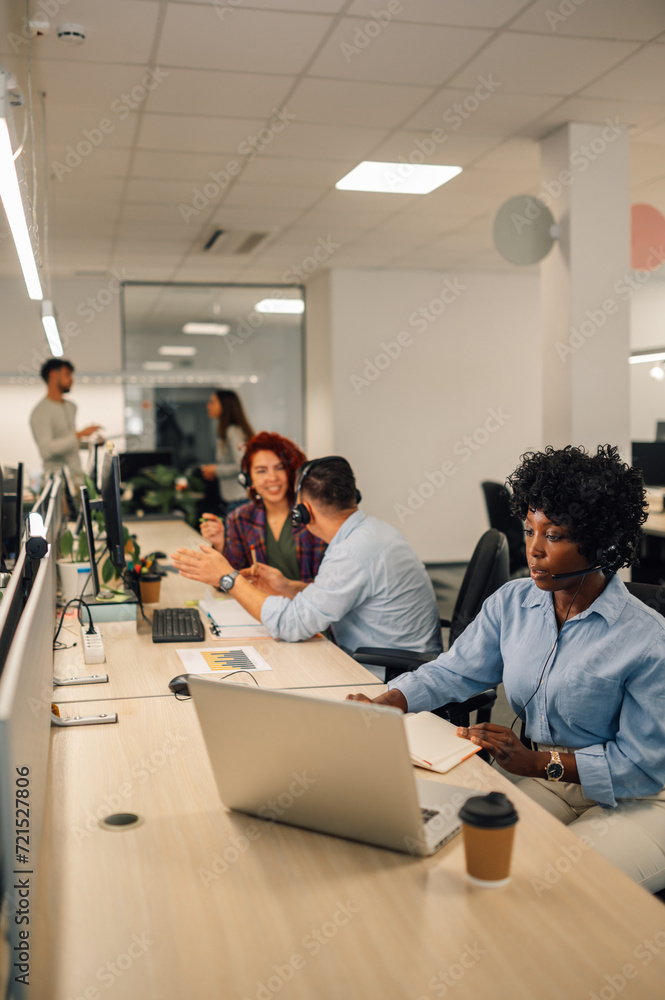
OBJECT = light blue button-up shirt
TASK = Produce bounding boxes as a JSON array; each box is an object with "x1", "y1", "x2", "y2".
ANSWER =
[
  {"x1": 389, "y1": 575, "x2": 665, "y2": 807},
  {"x1": 261, "y1": 510, "x2": 442, "y2": 656}
]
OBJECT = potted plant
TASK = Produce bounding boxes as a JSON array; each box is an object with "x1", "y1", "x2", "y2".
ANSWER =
[
  {"x1": 122, "y1": 465, "x2": 203, "y2": 527},
  {"x1": 57, "y1": 525, "x2": 92, "y2": 602}
]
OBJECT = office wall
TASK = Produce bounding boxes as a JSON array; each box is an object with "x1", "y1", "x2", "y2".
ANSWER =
[
  {"x1": 322, "y1": 268, "x2": 542, "y2": 562},
  {"x1": 629, "y1": 276, "x2": 665, "y2": 441}
]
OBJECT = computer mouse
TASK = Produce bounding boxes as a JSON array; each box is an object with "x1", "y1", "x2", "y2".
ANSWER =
[{"x1": 168, "y1": 674, "x2": 191, "y2": 696}]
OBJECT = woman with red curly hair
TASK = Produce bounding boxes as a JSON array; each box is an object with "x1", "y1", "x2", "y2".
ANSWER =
[{"x1": 200, "y1": 431, "x2": 326, "y2": 583}]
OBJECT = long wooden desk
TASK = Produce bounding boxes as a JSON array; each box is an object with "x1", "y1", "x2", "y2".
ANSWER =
[
  {"x1": 53, "y1": 520, "x2": 381, "y2": 703},
  {"x1": 36, "y1": 688, "x2": 665, "y2": 999}
]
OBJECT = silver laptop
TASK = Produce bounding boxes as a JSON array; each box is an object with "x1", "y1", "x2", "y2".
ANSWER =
[{"x1": 189, "y1": 679, "x2": 477, "y2": 857}]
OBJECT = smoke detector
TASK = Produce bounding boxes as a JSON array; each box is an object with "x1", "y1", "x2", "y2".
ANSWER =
[{"x1": 57, "y1": 23, "x2": 86, "y2": 45}]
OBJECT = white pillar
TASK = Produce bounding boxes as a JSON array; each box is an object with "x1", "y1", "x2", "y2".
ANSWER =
[{"x1": 540, "y1": 121, "x2": 631, "y2": 456}]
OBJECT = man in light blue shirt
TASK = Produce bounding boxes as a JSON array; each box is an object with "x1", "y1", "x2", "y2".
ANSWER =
[{"x1": 172, "y1": 456, "x2": 441, "y2": 656}]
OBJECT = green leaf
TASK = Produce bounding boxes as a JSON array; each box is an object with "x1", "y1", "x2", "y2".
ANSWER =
[
  {"x1": 83, "y1": 473, "x2": 99, "y2": 500},
  {"x1": 59, "y1": 530, "x2": 74, "y2": 560},
  {"x1": 101, "y1": 558, "x2": 115, "y2": 584},
  {"x1": 77, "y1": 529, "x2": 89, "y2": 562}
]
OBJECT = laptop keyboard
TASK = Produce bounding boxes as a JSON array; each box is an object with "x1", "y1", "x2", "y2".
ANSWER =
[{"x1": 421, "y1": 808, "x2": 440, "y2": 824}]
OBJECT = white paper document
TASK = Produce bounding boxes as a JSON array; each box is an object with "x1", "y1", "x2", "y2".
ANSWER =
[
  {"x1": 199, "y1": 592, "x2": 271, "y2": 638},
  {"x1": 175, "y1": 645, "x2": 272, "y2": 674},
  {"x1": 404, "y1": 711, "x2": 481, "y2": 773}
]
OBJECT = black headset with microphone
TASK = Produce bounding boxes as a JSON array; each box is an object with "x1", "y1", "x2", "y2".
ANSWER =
[
  {"x1": 550, "y1": 543, "x2": 620, "y2": 580},
  {"x1": 290, "y1": 456, "x2": 362, "y2": 527}
]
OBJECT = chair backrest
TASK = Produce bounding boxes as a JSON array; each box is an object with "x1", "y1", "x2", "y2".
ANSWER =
[
  {"x1": 449, "y1": 529, "x2": 510, "y2": 646},
  {"x1": 624, "y1": 581, "x2": 665, "y2": 617},
  {"x1": 480, "y1": 481, "x2": 527, "y2": 574}
]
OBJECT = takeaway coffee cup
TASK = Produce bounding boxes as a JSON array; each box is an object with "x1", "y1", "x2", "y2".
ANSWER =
[{"x1": 458, "y1": 792, "x2": 518, "y2": 888}]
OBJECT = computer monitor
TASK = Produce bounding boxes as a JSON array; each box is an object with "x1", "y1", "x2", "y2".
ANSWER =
[
  {"x1": 101, "y1": 453, "x2": 126, "y2": 576},
  {"x1": 1, "y1": 463, "x2": 24, "y2": 569},
  {"x1": 61, "y1": 465, "x2": 79, "y2": 521},
  {"x1": 631, "y1": 442, "x2": 665, "y2": 486},
  {"x1": 79, "y1": 484, "x2": 101, "y2": 599},
  {"x1": 118, "y1": 449, "x2": 173, "y2": 482}
]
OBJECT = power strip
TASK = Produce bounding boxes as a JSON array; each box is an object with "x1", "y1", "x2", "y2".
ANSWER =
[{"x1": 80, "y1": 625, "x2": 106, "y2": 664}]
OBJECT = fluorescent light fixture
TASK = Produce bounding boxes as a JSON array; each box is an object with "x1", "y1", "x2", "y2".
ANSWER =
[
  {"x1": 335, "y1": 160, "x2": 462, "y2": 195},
  {"x1": 182, "y1": 322, "x2": 230, "y2": 335},
  {"x1": 255, "y1": 299, "x2": 304, "y2": 315},
  {"x1": 41, "y1": 300, "x2": 63, "y2": 356},
  {"x1": 158, "y1": 345, "x2": 197, "y2": 357},
  {"x1": 0, "y1": 73, "x2": 43, "y2": 300},
  {"x1": 142, "y1": 361, "x2": 174, "y2": 371},
  {"x1": 629, "y1": 351, "x2": 665, "y2": 365}
]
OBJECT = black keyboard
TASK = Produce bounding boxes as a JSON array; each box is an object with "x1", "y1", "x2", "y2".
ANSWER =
[{"x1": 152, "y1": 608, "x2": 205, "y2": 643}]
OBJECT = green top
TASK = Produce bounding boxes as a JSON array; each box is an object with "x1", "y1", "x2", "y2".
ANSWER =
[{"x1": 265, "y1": 518, "x2": 300, "y2": 581}]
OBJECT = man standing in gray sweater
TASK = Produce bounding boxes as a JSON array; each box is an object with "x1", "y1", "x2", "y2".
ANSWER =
[{"x1": 30, "y1": 359, "x2": 102, "y2": 487}]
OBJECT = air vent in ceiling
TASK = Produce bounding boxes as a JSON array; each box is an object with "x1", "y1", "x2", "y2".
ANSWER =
[{"x1": 202, "y1": 230, "x2": 270, "y2": 255}]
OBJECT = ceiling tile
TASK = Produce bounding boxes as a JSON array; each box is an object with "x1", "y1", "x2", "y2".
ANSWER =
[
  {"x1": 158, "y1": 5, "x2": 334, "y2": 74},
  {"x1": 582, "y1": 45, "x2": 665, "y2": 102},
  {"x1": 348, "y1": 0, "x2": 530, "y2": 28},
  {"x1": 42, "y1": 108, "x2": 140, "y2": 151},
  {"x1": 522, "y1": 95, "x2": 665, "y2": 139},
  {"x1": 223, "y1": 183, "x2": 328, "y2": 209},
  {"x1": 511, "y1": 0, "x2": 665, "y2": 40},
  {"x1": 131, "y1": 150, "x2": 238, "y2": 181},
  {"x1": 238, "y1": 156, "x2": 355, "y2": 185},
  {"x1": 308, "y1": 19, "x2": 492, "y2": 85},
  {"x1": 33, "y1": 60, "x2": 166, "y2": 111},
  {"x1": 124, "y1": 178, "x2": 212, "y2": 204},
  {"x1": 404, "y1": 89, "x2": 562, "y2": 136},
  {"x1": 255, "y1": 122, "x2": 389, "y2": 160},
  {"x1": 289, "y1": 78, "x2": 434, "y2": 127},
  {"x1": 144, "y1": 68, "x2": 296, "y2": 119},
  {"x1": 368, "y1": 130, "x2": 500, "y2": 166},
  {"x1": 135, "y1": 113, "x2": 273, "y2": 154},
  {"x1": 176, "y1": 0, "x2": 347, "y2": 10},
  {"x1": 451, "y1": 33, "x2": 640, "y2": 95},
  {"x1": 473, "y1": 138, "x2": 541, "y2": 170}
]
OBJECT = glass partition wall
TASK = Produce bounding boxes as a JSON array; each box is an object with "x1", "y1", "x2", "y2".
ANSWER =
[{"x1": 121, "y1": 282, "x2": 305, "y2": 472}]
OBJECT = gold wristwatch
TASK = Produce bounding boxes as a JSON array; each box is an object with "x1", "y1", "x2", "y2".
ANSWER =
[{"x1": 545, "y1": 750, "x2": 564, "y2": 781}]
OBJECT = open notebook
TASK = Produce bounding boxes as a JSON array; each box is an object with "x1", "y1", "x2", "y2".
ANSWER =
[{"x1": 404, "y1": 712, "x2": 481, "y2": 773}]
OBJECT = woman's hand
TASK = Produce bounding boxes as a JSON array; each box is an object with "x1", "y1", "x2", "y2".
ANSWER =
[
  {"x1": 457, "y1": 723, "x2": 548, "y2": 777},
  {"x1": 346, "y1": 689, "x2": 408, "y2": 712},
  {"x1": 200, "y1": 464, "x2": 217, "y2": 481},
  {"x1": 200, "y1": 513, "x2": 225, "y2": 551}
]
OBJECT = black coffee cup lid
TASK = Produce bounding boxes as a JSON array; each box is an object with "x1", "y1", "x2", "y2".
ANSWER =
[{"x1": 458, "y1": 791, "x2": 518, "y2": 829}]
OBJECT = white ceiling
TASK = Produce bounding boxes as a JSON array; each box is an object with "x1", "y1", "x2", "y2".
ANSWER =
[{"x1": 1, "y1": 0, "x2": 664, "y2": 285}]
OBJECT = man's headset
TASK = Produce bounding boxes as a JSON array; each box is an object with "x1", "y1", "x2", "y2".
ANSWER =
[
  {"x1": 550, "y1": 543, "x2": 621, "y2": 579},
  {"x1": 290, "y1": 456, "x2": 362, "y2": 527}
]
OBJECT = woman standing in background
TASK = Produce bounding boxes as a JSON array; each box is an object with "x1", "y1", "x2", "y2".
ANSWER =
[{"x1": 200, "y1": 389, "x2": 254, "y2": 515}]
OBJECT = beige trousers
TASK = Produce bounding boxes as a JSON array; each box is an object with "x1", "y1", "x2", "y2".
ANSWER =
[{"x1": 516, "y1": 745, "x2": 665, "y2": 894}]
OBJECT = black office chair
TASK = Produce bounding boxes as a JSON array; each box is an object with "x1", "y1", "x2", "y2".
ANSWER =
[
  {"x1": 481, "y1": 481, "x2": 528, "y2": 577},
  {"x1": 353, "y1": 529, "x2": 510, "y2": 727},
  {"x1": 625, "y1": 581, "x2": 665, "y2": 617}
]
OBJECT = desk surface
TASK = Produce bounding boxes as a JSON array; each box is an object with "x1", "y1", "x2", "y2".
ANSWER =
[
  {"x1": 54, "y1": 520, "x2": 380, "y2": 702},
  {"x1": 36, "y1": 688, "x2": 665, "y2": 1000}
]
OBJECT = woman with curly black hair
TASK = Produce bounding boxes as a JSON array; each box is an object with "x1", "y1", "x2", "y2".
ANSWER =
[{"x1": 348, "y1": 445, "x2": 665, "y2": 892}]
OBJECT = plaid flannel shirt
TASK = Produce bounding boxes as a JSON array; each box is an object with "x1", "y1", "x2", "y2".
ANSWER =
[{"x1": 224, "y1": 501, "x2": 326, "y2": 582}]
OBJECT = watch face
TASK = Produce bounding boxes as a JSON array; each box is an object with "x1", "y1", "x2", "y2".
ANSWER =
[
  {"x1": 221, "y1": 574, "x2": 234, "y2": 590},
  {"x1": 547, "y1": 761, "x2": 564, "y2": 780}
]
